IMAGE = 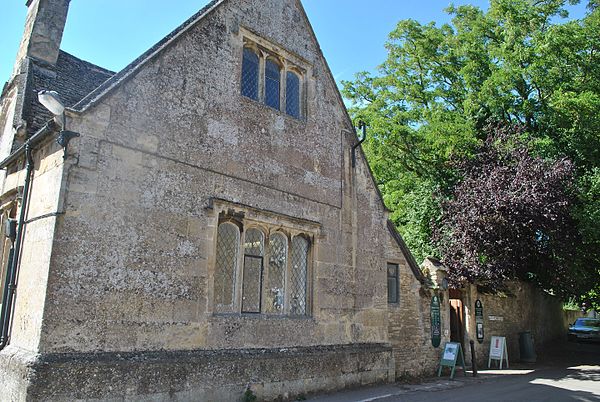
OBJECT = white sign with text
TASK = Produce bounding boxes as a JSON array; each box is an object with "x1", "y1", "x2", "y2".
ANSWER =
[{"x1": 488, "y1": 336, "x2": 509, "y2": 369}]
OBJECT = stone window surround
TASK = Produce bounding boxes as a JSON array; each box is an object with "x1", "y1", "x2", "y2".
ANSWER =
[
  {"x1": 207, "y1": 198, "x2": 320, "y2": 318},
  {"x1": 239, "y1": 27, "x2": 310, "y2": 120}
]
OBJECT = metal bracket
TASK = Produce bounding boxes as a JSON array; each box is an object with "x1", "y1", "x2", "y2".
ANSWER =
[
  {"x1": 351, "y1": 122, "x2": 367, "y2": 168},
  {"x1": 56, "y1": 130, "x2": 80, "y2": 159}
]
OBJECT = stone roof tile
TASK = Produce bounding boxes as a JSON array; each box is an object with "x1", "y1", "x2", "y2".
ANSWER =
[{"x1": 25, "y1": 50, "x2": 114, "y2": 134}]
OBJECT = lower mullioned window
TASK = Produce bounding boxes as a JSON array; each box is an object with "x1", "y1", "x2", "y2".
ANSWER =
[{"x1": 213, "y1": 220, "x2": 311, "y2": 316}]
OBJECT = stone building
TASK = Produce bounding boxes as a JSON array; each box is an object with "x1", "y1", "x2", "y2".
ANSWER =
[{"x1": 0, "y1": 0, "x2": 447, "y2": 400}]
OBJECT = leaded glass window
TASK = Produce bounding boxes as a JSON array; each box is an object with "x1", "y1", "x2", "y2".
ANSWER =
[
  {"x1": 266, "y1": 233, "x2": 287, "y2": 313},
  {"x1": 214, "y1": 223, "x2": 239, "y2": 312},
  {"x1": 241, "y1": 48, "x2": 259, "y2": 100},
  {"x1": 265, "y1": 59, "x2": 281, "y2": 110},
  {"x1": 242, "y1": 228, "x2": 264, "y2": 313},
  {"x1": 286, "y1": 71, "x2": 301, "y2": 118},
  {"x1": 290, "y1": 236, "x2": 309, "y2": 315},
  {"x1": 212, "y1": 211, "x2": 313, "y2": 317}
]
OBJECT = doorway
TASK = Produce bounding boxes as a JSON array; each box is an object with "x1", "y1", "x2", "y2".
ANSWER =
[{"x1": 449, "y1": 289, "x2": 465, "y2": 350}]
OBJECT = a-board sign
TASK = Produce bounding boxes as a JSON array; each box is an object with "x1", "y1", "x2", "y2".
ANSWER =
[
  {"x1": 430, "y1": 295, "x2": 441, "y2": 348},
  {"x1": 475, "y1": 299, "x2": 484, "y2": 343},
  {"x1": 437, "y1": 342, "x2": 466, "y2": 379},
  {"x1": 443, "y1": 343, "x2": 459, "y2": 361},
  {"x1": 488, "y1": 336, "x2": 509, "y2": 369}
]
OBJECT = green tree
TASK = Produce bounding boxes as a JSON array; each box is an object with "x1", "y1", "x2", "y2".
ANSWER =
[{"x1": 343, "y1": 0, "x2": 600, "y2": 302}]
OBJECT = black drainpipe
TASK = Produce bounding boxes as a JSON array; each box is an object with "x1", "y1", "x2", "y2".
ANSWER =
[
  {"x1": 351, "y1": 121, "x2": 367, "y2": 168},
  {"x1": 0, "y1": 121, "x2": 59, "y2": 351},
  {"x1": 0, "y1": 145, "x2": 34, "y2": 350}
]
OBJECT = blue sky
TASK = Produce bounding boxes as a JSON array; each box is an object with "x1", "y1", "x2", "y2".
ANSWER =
[{"x1": 0, "y1": 1, "x2": 589, "y2": 88}]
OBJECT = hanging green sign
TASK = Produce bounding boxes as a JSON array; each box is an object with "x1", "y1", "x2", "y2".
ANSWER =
[
  {"x1": 475, "y1": 299, "x2": 484, "y2": 344},
  {"x1": 438, "y1": 342, "x2": 467, "y2": 379},
  {"x1": 431, "y1": 295, "x2": 441, "y2": 348}
]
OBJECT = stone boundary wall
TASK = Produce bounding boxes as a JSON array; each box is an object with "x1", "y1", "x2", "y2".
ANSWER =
[
  {"x1": 388, "y1": 288, "x2": 450, "y2": 379},
  {"x1": 563, "y1": 309, "x2": 584, "y2": 328},
  {"x1": 462, "y1": 282, "x2": 584, "y2": 366},
  {"x1": 1, "y1": 343, "x2": 394, "y2": 401},
  {"x1": 0, "y1": 347, "x2": 32, "y2": 402}
]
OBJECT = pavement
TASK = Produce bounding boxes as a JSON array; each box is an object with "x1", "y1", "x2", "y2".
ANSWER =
[{"x1": 306, "y1": 341, "x2": 600, "y2": 402}]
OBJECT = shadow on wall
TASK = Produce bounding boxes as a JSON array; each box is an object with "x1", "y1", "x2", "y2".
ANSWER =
[{"x1": 443, "y1": 281, "x2": 584, "y2": 367}]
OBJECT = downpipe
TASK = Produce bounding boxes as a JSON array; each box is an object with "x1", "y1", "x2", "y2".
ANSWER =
[
  {"x1": 0, "y1": 145, "x2": 34, "y2": 350},
  {"x1": 351, "y1": 121, "x2": 367, "y2": 168}
]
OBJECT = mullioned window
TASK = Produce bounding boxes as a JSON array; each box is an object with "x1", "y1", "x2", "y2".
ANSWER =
[
  {"x1": 213, "y1": 220, "x2": 311, "y2": 316},
  {"x1": 240, "y1": 34, "x2": 306, "y2": 120}
]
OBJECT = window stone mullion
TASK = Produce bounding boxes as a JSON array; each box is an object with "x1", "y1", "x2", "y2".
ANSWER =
[
  {"x1": 280, "y1": 61, "x2": 288, "y2": 113},
  {"x1": 258, "y1": 50, "x2": 268, "y2": 102},
  {"x1": 262, "y1": 230, "x2": 271, "y2": 313},
  {"x1": 284, "y1": 234, "x2": 292, "y2": 314}
]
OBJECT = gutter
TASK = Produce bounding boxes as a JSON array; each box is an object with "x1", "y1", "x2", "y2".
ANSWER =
[
  {"x1": 0, "y1": 121, "x2": 58, "y2": 351},
  {"x1": 0, "y1": 121, "x2": 57, "y2": 169}
]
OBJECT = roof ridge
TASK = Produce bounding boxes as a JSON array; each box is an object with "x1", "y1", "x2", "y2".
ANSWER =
[{"x1": 72, "y1": 0, "x2": 224, "y2": 112}]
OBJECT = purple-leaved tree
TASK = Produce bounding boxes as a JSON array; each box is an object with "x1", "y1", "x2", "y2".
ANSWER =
[{"x1": 432, "y1": 124, "x2": 582, "y2": 296}]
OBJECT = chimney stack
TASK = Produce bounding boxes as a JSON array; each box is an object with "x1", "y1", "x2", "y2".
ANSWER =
[{"x1": 15, "y1": 0, "x2": 71, "y2": 67}]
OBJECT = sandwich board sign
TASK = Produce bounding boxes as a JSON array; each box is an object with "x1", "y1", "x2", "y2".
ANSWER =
[
  {"x1": 488, "y1": 336, "x2": 509, "y2": 369},
  {"x1": 437, "y1": 342, "x2": 466, "y2": 379}
]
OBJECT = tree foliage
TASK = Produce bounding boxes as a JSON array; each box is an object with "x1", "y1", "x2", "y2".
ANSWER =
[
  {"x1": 342, "y1": 0, "x2": 600, "y2": 304},
  {"x1": 432, "y1": 125, "x2": 587, "y2": 297}
]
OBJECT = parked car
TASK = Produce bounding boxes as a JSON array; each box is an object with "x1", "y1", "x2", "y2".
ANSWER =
[{"x1": 568, "y1": 318, "x2": 600, "y2": 342}]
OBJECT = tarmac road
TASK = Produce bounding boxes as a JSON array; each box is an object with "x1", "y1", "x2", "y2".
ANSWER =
[{"x1": 309, "y1": 341, "x2": 600, "y2": 402}]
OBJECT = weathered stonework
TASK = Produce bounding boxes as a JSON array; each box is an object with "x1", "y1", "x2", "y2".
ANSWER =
[
  {"x1": 2, "y1": 343, "x2": 393, "y2": 401},
  {"x1": 0, "y1": 0, "x2": 435, "y2": 400},
  {"x1": 387, "y1": 243, "x2": 450, "y2": 378},
  {"x1": 460, "y1": 282, "x2": 579, "y2": 367},
  {"x1": 0, "y1": 1, "x2": 578, "y2": 400},
  {"x1": 15, "y1": 0, "x2": 70, "y2": 67}
]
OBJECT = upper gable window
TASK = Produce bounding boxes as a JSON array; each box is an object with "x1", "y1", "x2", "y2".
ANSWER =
[
  {"x1": 286, "y1": 71, "x2": 301, "y2": 119},
  {"x1": 265, "y1": 59, "x2": 281, "y2": 110},
  {"x1": 240, "y1": 35, "x2": 307, "y2": 120},
  {"x1": 241, "y1": 48, "x2": 259, "y2": 101}
]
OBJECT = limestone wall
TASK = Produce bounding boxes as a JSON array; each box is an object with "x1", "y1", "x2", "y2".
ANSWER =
[
  {"x1": 37, "y1": 0, "x2": 408, "y2": 357},
  {"x1": 563, "y1": 309, "x2": 584, "y2": 327},
  {"x1": 0, "y1": 141, "x2": 66, "y2": 398},
  {"x1": 462, "y1": 282, "x2": 574, "y2": 366},
  {"x1": 0, "y1": 82, "x2": 19, "y2": 174},
  {"x1": 0, "y1": 0, "x2": 431, "y2": 399},
  {"x1": 5, "y1": 343, "x2": 393, "y2": 402},
  {"x1": 0, "y1": 139, "x2": 65, "y2": 353},
  {"x1": 386, "y1": 243, "x2": 450, "y2": 378}
]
